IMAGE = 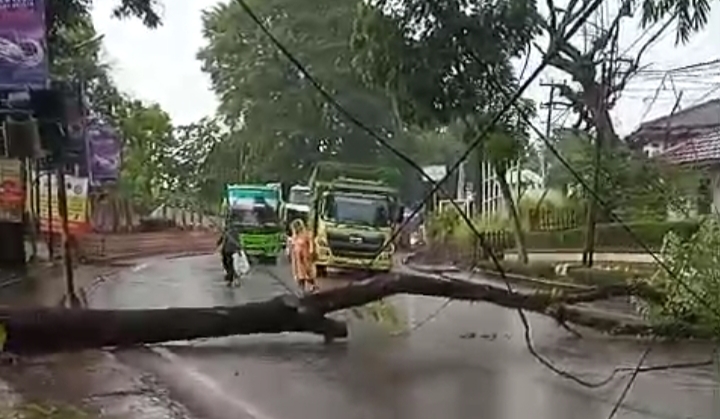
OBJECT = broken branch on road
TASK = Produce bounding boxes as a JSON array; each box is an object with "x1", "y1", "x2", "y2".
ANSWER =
[{"x1": 0, "y1": 269, "x2": 693, "y2": 354}]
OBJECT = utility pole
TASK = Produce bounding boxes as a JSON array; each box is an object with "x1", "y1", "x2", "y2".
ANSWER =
[
  {"x1": 46, "y1": 167, "x2": 53, "y2": 259},
  {"x1": 539, "y1": 82, "x2": 556, "y2": 187},
  {"x1": 56, "y1": 166, "x2": 80, "y2": 307}
]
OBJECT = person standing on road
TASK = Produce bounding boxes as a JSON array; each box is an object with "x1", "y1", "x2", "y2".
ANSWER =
[
  {"x1": 289, "y1": 219, "x2": 318, "y2": 293},
  {"x1": 217, "y1": 224, "x2": 241, "y2": 285}
]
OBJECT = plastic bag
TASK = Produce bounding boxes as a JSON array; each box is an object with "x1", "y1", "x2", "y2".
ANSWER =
[{"x1": 233, "y1": 250, "x2": 250, "y2": 276}]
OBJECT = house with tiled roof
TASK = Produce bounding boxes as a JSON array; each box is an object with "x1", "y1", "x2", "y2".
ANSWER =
[{"x1": 627, "y1": 99, "x2": 720, "y2": 216}]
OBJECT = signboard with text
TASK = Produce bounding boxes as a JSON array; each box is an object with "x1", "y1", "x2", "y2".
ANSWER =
[
  {"x1": 0, "y1": 158, "x2": 23, "y2": 223},
  {"x1": 35, "y1": 173, "x2": 89, "y2": 235},
  {"x1": 0, "y1": 0, "x2": 48, "y2": 89}
]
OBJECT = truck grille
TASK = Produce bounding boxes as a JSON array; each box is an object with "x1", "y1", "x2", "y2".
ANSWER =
[{"x1": 327, "y1": 231, "x2": 385, "y2": 256}]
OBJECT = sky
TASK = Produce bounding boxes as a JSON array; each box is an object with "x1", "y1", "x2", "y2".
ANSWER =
[{"x1": 91, "y1": 0, "x2": 720, "y2": 138}]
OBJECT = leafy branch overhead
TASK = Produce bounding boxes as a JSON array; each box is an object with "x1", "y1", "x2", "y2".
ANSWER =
[{"x1": 351, "y1": 0, "x2": 539, "y2": 127}]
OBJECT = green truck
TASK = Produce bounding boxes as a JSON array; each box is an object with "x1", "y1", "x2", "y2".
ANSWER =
[
  {"x1": 308, "y1": 162, "x2": 403, "y2": 276},
  {"x1": 223, "y1": 184, "x2": 284, "y2": 264}
]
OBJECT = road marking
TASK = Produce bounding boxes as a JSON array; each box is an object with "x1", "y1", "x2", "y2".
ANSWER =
[{"x1": 150, "y1": 346, "x2": 277, "y2": 419}]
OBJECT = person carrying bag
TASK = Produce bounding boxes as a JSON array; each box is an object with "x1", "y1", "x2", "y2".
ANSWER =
[{"x1": 217, "y1": 226, "x2": 241, "y2": 285}]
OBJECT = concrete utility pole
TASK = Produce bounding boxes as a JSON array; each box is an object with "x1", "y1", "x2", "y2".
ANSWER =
[
  {"x1": 538, "y1": 82, "x2": 556, "y2": 187},
  {"x1": 56, "y1": 168, "x2": 80, "y2": 307},
  {"x1": 539, "y1": 80, "x2": 572, "y2": 188}
]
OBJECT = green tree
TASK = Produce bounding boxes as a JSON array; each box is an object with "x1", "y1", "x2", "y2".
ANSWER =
[
  {"x1": 351, "y1": 0, "x2": 538, "y2": 262},
  {"x1": 197, "y1": 0, "x2": 404, "y2": 184},
  {"x1": 538, "y1": 0, "x2": 716, "y2": 264},
  {"x1": 546, "y1": 129, "x2": 700, "y2": 221},
  {"x1": 115, "y1": 100, "x2": 175, "y2": 212},
  {"x1": 167, "y1": 118, "x2": 227, "y2": 210},
  {"x1": 47, "y1": 0, "x2": 160, "y2": 61}
]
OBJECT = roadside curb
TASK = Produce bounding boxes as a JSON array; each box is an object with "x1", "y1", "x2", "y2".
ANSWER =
[
  {"x1": 471, "y1": 268, "x2": 593, "y2": 291},
  {"x1": 403, "y1": 258, "x2": 592, "y2": 292}
]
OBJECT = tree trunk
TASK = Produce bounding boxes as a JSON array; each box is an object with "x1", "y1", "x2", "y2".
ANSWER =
[
  {"x1": 0, "y1": 270, "x2": 689, "y2": 354},
  {"x1": 1, "y1": 296, "x2": 347, "y2": 354},
  {"x1": 581, "y1": 82, "x2": 608, "y2": 267},
  {"x1": 495, "y1": 167, "x2": 529, "y2": 264}
]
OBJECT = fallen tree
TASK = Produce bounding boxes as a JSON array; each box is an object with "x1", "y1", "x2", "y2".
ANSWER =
[{"x1": 0, "y1": 269, "x2": 699, "y2": 354}]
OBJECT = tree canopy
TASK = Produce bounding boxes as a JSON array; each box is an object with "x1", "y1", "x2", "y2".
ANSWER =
[{"x1": 197, "y1": 0, "x2": 410, "y2": 185}]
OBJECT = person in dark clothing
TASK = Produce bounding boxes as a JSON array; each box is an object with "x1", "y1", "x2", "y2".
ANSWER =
[{"x1": 217, "y1": 225, "x2": 241, "y2": 285}]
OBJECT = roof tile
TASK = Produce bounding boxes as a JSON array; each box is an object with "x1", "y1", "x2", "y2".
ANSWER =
[{"x1": 660, "y1": 130, "x2": 720, "y2": 165}]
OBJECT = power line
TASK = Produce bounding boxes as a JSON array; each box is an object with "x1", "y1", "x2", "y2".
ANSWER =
[
  {"x1": 440, "y1": 2, "x2": 720, "y2": 403},
  {"x1": 232, "y1": 0, "x2": 603, "y2": 274},
  {"x1": 233, "y1": 0, "x2": 631, "y2": 389},
  {"x1": 606, "y1": 346, "x2": 652, "y2": 418},
  {"x1": 230, "y1": 0, "x2": 716, "y2": 397}
]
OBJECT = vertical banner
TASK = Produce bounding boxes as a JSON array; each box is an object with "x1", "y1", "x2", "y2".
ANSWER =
[
  {"x1": 0, "y1": 0, "x2": 49, "y2": 89},
  {"x1": 0, "y1": 158, "x2": 24, "y2": 222},
  {"x1": 37, "y1": 173, "x2": 89, "y2": 235},
  {"x1": 85, "y1": 117, "x2": 120, "y2": 185}
]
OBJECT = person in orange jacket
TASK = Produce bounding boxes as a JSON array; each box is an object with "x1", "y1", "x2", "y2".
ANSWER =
[{"x1": 289, "y1": 219, "x2": 319, "y2": 293}]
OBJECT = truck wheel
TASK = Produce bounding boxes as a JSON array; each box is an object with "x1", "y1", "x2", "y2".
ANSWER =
[{"x1": 316, "y1": 265, "x2": 328, "y2": 278}]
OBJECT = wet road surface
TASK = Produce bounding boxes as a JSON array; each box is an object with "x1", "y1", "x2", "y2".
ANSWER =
[{"x1": 89, "y1": 254, "x2": 719, "y2": 419}]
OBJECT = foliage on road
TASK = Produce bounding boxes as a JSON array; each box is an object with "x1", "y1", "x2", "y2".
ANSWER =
[
  {"x1": 3, "y1": 402, "x2": 89, "y2": 419},
  {"x1": 643, "y1": 217, "x2": 720, "y2": 333}
]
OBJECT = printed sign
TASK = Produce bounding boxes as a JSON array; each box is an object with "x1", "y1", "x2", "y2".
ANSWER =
[
  {"x1": 421, "y1": 165, "x2": 447, "y2": 182},
  {"x1": 0, "y1": 158, "x2": 23, "y2": 222},
  {"x1": 0, "y1": 0, "x2": 48, "y2": 89},
  {"x1": 36, "y1": 173, "x2": 89, "y2": 235},
  {"x1": 85, "y1": 117, "x2": 120, "y2": 184}
]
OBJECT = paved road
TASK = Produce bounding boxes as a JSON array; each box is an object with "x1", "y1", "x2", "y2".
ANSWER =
[{"x1": 88, "y1": 254, "x2": 718, "y2": 419}]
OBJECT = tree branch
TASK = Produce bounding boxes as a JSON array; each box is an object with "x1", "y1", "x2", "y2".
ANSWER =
[
  {"x1": 0, "y1": 271, "x2": 684, "y2": 355},
  {"x1": 608, "y1": 16, "x2": 676, "y2": 108}
]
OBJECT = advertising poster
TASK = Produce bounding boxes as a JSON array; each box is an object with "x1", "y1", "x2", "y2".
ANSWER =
[
  {"x1": 85, "y1": 117, "x2": 120, "y2": 185},
  {"x1": 0, "y1": 158, "x2": 23, "y2": 223},
  {"x1": 37, "y1": 173, "x2": 89, "y2": 235},
  {"x1": 0, "y1": 0, "x2": 49, "y2": 89}
]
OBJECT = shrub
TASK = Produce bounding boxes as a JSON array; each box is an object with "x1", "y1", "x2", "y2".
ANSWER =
[
  {"x1": 522, "y1": 220, "x2": 699, "y2": 251},
  {"x1": 642, "y1": 216, "x2": 720, "y2": 333}
]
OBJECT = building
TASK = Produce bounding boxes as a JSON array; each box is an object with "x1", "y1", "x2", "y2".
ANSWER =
[{"x1": 628, "y1": 99, "x2": 720, "y2": 216}]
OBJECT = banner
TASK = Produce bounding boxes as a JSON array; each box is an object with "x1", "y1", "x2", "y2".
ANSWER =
[
  {"x1": 0, "y1": 0, "x2": 49, "y2": 89},
  {"x1": 0, "y1": 158, "x2": 23, "y2": 223},
  {"x1": 85, "y1": 117, "x2": 120, "y2": 184},
  {"x1": 36, "y1": 173, "x2": 89, "y2": 235}
]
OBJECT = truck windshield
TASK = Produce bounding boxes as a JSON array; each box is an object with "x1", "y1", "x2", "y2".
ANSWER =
[
  {"x1": 289, "y1": 189, "x2": 311, "y2": 206},
  {"x1": 327, "y1": 195, "x2": 391, "y2": 227},
  {"x1": 228, "y1": 205, "x2": 278, "y2": 226}
]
